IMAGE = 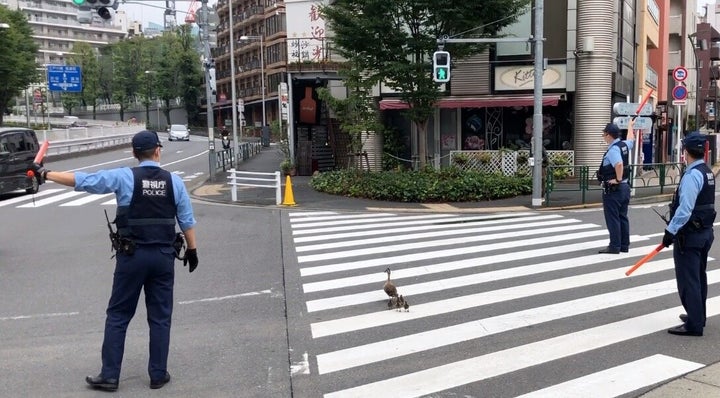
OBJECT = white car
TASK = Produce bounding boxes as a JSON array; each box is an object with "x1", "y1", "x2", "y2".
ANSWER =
[{"x1": 167, "y1": 124, "x2": 190, "y2": 141}]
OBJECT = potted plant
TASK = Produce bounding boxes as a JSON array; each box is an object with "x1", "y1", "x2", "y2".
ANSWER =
[{"x1": 280, "y1": 159, "x2": 295, "y2": 176}]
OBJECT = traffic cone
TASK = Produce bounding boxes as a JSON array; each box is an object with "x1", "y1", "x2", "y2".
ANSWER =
[{"x1": 282, "y1": 175, "x2": 296, "y2": 206}]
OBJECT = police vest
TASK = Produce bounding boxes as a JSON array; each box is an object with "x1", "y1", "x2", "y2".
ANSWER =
[
  {"x1": 116, "y1": 166, "x2": 177, "y2": 245},
  {"x1": 669, "y1": 162, "x2": 716, "y2": 231},
  {"x1": 597, "y1": 141, "x2": 630, "y2": 182}
]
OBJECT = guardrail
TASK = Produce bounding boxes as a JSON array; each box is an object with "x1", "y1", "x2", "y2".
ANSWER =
[
  {"x1": 213, "y1": 142, "x2": 264, "y2": 172},
  {"x1": 544, "y1": 163, "x2": 683, "y2": 205},
  {"x1": 45, "y1": 133, "x2": 135, "y2": 157},
  {"x1": 227, "y1": 169, "x2": 282, "y2": 205}
]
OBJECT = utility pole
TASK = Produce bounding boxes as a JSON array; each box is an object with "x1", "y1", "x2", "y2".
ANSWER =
[
  {"x1": 532, "y1": 0, "x2": 544, "y2": 207},
  {"x1": 198, "y1": 0, "x2": 216, "y2": 180}
]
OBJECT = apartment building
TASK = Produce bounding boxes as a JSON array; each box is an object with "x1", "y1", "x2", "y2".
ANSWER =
[
  {"x1": 3, "y1": 0, "x2": 126, "y2": 65},
  {"x1": 213, "y1": 0, "x2": 286, "y2": 128}
]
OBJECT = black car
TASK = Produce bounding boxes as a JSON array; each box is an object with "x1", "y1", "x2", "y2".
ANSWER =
[{"x1": 0, "y1": 127, "x2": 41, "y2": 195}]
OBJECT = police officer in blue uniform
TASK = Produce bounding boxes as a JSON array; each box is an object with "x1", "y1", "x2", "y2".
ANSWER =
[
  {"x1": 32, "y1": 130, "x2": 198, "y2": 391},
  {"x1": 662, "y1": 132, "x2": 715, "y2": 337},
  {"x1": 597, "y1": 123, "x2": 634, "y2": 254}
]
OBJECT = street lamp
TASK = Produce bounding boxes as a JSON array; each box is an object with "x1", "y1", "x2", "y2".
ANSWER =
[{"x1": 239, "y1": 35, "x2": 266, "y2": 129}]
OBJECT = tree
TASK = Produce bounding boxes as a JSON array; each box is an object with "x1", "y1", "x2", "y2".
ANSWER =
[
  {"x1": 155, "y1": 27, "x2": 203, "y2": 126},
  {"x1": 321, "y1": 0, "x2": 531, "y2": 168},
  {"x1": 111, "y1": 37, "x2": 145, "y2": 122},
  {"x1": 69, "y1": 41, "x2": 101, "y2": 119},
  {"x1": 0, "y1": 6, "x2": 40, "y2": 125}
]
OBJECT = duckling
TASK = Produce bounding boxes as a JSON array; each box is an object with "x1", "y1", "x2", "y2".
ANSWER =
[
  {"x1": 403, "y1": 297, "x2": 410, "y2": 312},
  {"x1": 395, "y1": 295, "x2": 406, "y2": 312},
  {"x1": 387, "y1": 295, "x2": 398, "y2": 310},
  {"x1": 383, "y1": 267, "x2": 397, "y2": 299}
]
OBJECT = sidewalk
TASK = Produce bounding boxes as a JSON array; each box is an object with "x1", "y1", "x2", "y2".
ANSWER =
[
  {"x1": 190, "y1": 145, "x2": 720, "y2": 398},
  {"x1": 191, "y1": 144, "x2": 679, "y2": 212}
]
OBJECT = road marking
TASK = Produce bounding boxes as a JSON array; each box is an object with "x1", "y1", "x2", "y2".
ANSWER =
[
  {"x1": 316, "y1": 269, "x2": 716, "y2": 373},
  {"x1": 0, "y1": 311, "x2": 80, "y2": 321},
  {"x1": 0, "y1": 189, "x2": 64, "y2": 207},
  {"x1": 293, "y1": 214, "x2": 563, "y2": 243},
  {"x1": 515, "y1": 354, "x2": 703, "y2": 398},
  {"x1": 17, "y1": 191, "x2": 85, "y2": 207},
  {"x1": 300, "y1": 229, "x2": 612, "y2": 276},
  {"x1": 296, "y1": 221, "x2": 590, "y2": 256},
  {"x1": 309, "y1": 257, "x2": 678, "y2": 332},
  {"x1": 322, "y1": 297, "x2": 720, "y2": 398},
  {"x1": 177, "y1": 289, "x2": 272, "y2": 304},
  {"x1": 301, "y1": 241, "x2": 659, "y2": 294},
  {"x1": 60, "y1": 193, "x2": 114, "y2": 206}
]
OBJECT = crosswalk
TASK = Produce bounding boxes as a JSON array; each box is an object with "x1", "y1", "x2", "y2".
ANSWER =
[
  {"x1": 0, "y1": 171, "x2": 203, "y2": 209},
  {"x1": 288, "y1": 210, "x2": 717, "y2": 398}
]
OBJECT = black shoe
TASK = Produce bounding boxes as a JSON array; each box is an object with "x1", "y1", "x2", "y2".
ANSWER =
[
  {"x1": 598, "y1": 247, "x2": 620, "y2": 254},
  {"x1": 150, "y1": 372, "x2": 171, "y2": 389},
  {"x1": 667, "y1": 325, "x2": 703, "y2": 336},
  {"x1": 680, "y1": 313, "x2": 688, "y2": 323},
  {"x1": 86, "y1": 375, "x2": 118, "y2": 391},
  {"x1": 620, "y1": 247, "x2": 629, "y2": 253}
]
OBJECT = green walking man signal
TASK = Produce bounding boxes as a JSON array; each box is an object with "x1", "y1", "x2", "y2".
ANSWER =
[{"x1": 433, "y1": 50, "x2": 451, "y2": 83}]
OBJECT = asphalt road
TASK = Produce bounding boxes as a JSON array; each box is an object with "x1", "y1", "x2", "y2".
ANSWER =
[
  {"x1": 2, "y1": 138, "x2": 720, "y2": 398},
  {"x1": 0, "y1": 137, "x2": 292, "y2": 397}
]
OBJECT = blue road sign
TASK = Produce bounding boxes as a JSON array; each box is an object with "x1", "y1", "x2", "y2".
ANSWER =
[
  {"x1": 672, "y1": 85, "x2": 688, "y2": 101},
  {"x1": 47, "y1": 65, "x2": 82, "y2": 92}
]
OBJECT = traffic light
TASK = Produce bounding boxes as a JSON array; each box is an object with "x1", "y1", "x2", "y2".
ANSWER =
[
  {"x1": 72, "y1": 0, "x2": 86, "y2": 4},
  {"x1": 433, "y1": 50, "x2": 451, "y2": 83},
  {"x1": 86, "y1": 0, "x2": 118, "y2": 20}
]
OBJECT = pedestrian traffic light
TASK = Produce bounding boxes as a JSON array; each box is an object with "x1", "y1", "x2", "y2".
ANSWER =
[
  {"x1": 77, "y1": 5, "x2": 92, "y2": 24},
  {"x1": 433, "y1": 50, "x2": 451, "y2": 83}
]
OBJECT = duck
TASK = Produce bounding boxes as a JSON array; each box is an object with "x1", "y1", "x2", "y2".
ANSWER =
[
  {"x1": 395, "y1": 295, "x2": 410, "y2": 312},
  {"x1": 383, "y1": 267, "x2": 397, "y2": 300},
  {"x1": 388, "y1": 295, "x2": 398, "y2": 310}
]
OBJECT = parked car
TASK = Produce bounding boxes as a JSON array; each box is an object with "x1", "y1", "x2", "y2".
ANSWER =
[
  {"x1": 167, "y1": 124, "x2": 190, "y2": 141},
  {"x1": 0, "y1": 127, "x2": 41, "y2": 195}
]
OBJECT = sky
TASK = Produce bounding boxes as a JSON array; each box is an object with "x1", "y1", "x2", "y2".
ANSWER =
[{"x1": 121, "y1": 1, "x2": 203, "y2": 26}]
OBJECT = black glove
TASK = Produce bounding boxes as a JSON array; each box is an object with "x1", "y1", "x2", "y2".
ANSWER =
[
  {"x1": 662, "y1": 229, "x2": 674, "y2": 248},
  {"x1": 30, "y1": 162, "x2": 48, "y2": 184},
  {"x1": 183, "y1": 248, "x2": 198, "y2": 273}
]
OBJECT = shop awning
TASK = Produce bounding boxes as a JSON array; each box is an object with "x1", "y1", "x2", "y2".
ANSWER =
[{"x1": 378, "y1": 94, "x2": 563, "y2": 110}]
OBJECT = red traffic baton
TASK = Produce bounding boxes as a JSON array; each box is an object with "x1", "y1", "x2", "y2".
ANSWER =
[
  {"x1": 26, "y1": 140, "x2": 50, "y2": 178},
  {"x1": 625, "y1": 243, "x2": 664, "y2": 276}
]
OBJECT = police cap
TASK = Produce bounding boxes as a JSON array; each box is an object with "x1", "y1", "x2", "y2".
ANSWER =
[
  {"x1": 603, "y1": 123, "x2": 620, "y2": 138},
  {"x1": 132, "y1": 130, "x2": 163, "y2": 151},
  {"x1": 682, "y1": 131, "x2": 706, "y2": 151}
]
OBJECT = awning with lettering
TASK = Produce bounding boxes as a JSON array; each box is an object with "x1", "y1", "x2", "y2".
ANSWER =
[{"x1": 378, "y1": 94, "x2": 563, "y2": 110}]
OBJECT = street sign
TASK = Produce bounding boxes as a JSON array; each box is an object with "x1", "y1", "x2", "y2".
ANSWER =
[
  {"x1": 612, "y1": 102, "x2": 653, "y2": 116},
  {"x1": 672, "y1": 85, "x2": 688, "y2": 101},
  {"x1": 672, "y1": 66, "x2": 688, "y2": 82},
  {"x1": 237, "y1": 99, "x2": 244, "y2": 113},
  {"x1": 279, "y1": 82, "x2": 288, "y2": 121},
  {"x1": 46, "y1": 65, "x2": 82, "y2": 92},
  {"x1": 672, "y1": 99, "x2": 687, "y2": 106},
  {"x1": 613, "y1": 116, "x2": 653, "y2": 130}
]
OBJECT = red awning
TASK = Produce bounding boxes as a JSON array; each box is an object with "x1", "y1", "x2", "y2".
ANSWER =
[{"x1": 378, "y1": 94, "x2": 563, "y2": 110}]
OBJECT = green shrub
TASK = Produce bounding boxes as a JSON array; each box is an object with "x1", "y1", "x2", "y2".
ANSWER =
[{"x1": 309, "y1": 169, "x2": 532, "y2": 202}]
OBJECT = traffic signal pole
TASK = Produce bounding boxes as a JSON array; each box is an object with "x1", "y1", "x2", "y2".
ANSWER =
[
  {"x1": 198, "y1": 0, "x2": 217, "y2": 181},
  {"x1": 437, "y1": 1, "x2": 545, "y2": 206}
]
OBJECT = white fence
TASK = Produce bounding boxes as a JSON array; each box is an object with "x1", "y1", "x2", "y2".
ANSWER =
[{"x1": 227, "y1": 169, "x2": 282, "y2": 205}]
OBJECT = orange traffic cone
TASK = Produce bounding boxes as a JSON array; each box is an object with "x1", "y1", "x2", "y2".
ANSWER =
[{"x1": 282, "y1": 175, "x2": 296, "y2": 206}]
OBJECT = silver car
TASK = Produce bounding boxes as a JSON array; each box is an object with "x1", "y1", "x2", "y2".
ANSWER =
[{"x1": 167, "y1": 124, "x2": 190, "y2": 141}]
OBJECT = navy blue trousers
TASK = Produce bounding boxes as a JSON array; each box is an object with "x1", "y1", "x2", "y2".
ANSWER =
[
  {"x1": 602, "y1": 183, "x2": 630, "y2": 250},
  {"x1": 673, "y1": 233, "x2": 712, "y2": 332},
  {"x1": 101, "y1": 245, "x2": 175, "y2": 381}
]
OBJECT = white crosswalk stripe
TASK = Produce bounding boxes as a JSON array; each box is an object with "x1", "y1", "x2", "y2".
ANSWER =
[{"x1": 288, "y1": 210, "x2": 715, "y2": 398}]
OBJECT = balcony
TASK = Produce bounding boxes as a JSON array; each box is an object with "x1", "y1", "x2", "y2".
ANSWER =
[
  {"x1": 669, "y1": 15, "x2": 682, "y2": 36},
  {"x1": 645, "y1": 64, "x2": 658, "y2": 88},
  {"x1": 668, "y1": 50, "x2": 682, "y2": 69}
]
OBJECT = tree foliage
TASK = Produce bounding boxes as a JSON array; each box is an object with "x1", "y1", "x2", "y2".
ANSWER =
[
  {"x1": 321, "y1": 0, "x2": 531, "y2": 167},
  {"x1": 0, "y1": 6, "x2": 39, "y2": 125}
]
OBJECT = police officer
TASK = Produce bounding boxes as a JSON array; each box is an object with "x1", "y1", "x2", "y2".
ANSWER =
[
  {"x1": 662, "y1": 132, "x2": 715, "y2": 337},
  {"x1": 31, "y1": 130, "x2": 198, "y2": 391},
  {"x1": 597, "y1": 123, "x2": 634, "y2": 254}
]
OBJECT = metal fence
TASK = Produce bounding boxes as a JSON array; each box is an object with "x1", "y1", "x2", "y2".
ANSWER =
[{"x1": 227, "y1": 169, "x2": 282, "y2": 205}]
